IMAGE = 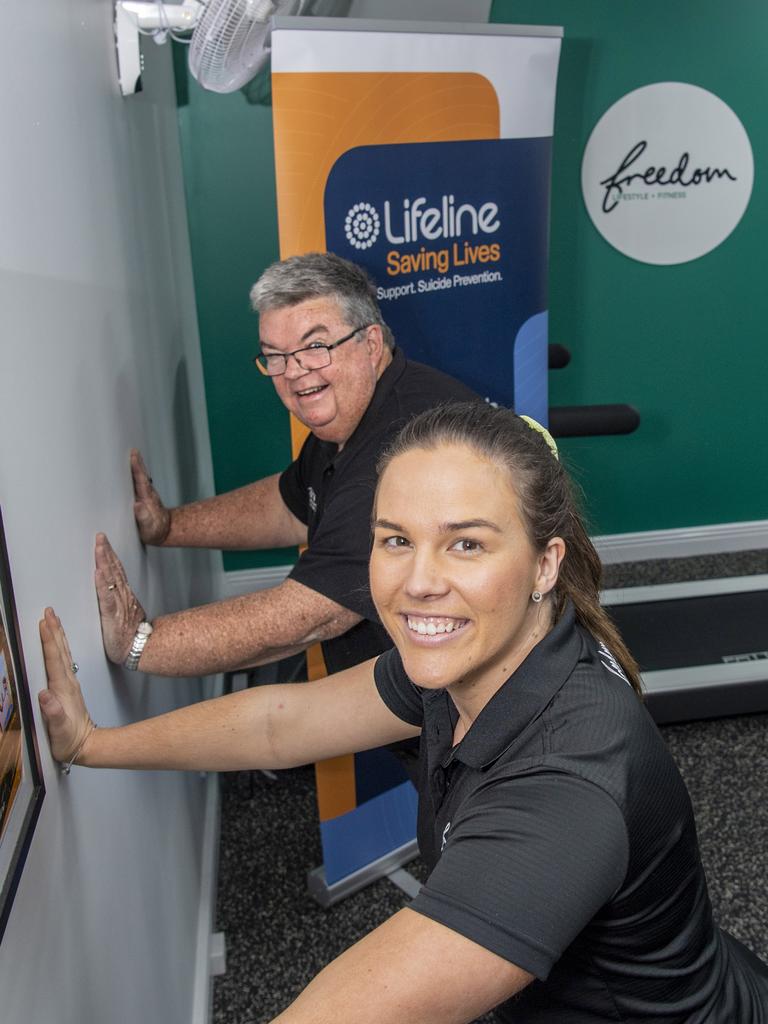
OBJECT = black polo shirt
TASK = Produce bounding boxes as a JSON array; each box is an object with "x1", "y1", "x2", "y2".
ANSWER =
[
  {"x1": 374, "y1": 603, "x2": 768, "y2": 1022},
  {"x1": 278, "y1": 347, "x2": 479, "y2": 674}
]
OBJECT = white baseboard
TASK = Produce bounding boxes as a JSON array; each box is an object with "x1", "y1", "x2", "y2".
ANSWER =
[
  {"x1": 191, "y1": 676, "x2": 224, "y2": 1024},
  {"x1": 593, "y1": 520, "x2": 768, "y2": 565},
  {"x1": 221, "y1": 522, "x2": 768, "y2": 594},
  {"x1": 223, "y1": 564, "x2": 293, "y2": 597}
]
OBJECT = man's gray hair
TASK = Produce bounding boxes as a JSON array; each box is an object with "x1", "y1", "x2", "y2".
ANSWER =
[{"x1": 250, "y1": 252, "x2": 395, "y2": 350}]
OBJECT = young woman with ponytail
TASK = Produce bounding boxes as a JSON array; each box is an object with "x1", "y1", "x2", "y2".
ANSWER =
[{"x1": 39, "y1": 402, "x2": 767, "y2": 1023}]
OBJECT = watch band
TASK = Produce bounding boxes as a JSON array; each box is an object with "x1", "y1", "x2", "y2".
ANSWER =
[{"x1": 124, "y1": 621, "x2": 153, "y2": 671}]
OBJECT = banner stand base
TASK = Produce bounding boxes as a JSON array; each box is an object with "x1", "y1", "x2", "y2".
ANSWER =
[
  {"x1": 307, "y1": 839, "x2": 420, "y2": 908},
  {"x1": 386, "y1": 866, "x2": 423, "y2": 899}
]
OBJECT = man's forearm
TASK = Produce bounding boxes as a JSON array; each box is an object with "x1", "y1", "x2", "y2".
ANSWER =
[
  {"x1": 137, "y1": 603, "x2": 307, "y2": 677},
  {"x1": 136, "y1": 582, "x2": 361, "y2": 678},
  {"x1": 162, "y1": 474, "x2": 307, "y2": 551}
]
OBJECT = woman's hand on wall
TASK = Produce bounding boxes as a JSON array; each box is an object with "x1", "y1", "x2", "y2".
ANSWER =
[
  {"x1": 131, "y1": 449, "x2": 171, "y2": 545},
  {"x1": 94, "y1": 533, "x2": 147, "y2": 665},
  {"x1": 38, "y1": 608, "x2": 96, "y2": 766}
]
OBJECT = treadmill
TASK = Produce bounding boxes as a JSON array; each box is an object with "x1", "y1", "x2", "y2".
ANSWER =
[
  {"x1": 602, "y1": 576, "x2": 768, "y2": 724},
  {"x1": 547, "y1": 344, "x2": 767, "y2": 726}
]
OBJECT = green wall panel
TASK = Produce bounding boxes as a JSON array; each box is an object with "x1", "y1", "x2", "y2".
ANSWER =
[
  {"x1": 176, "y1": 62, "x2": 290, "y2": 570},
  {"x1": 491, "y1": 0, "x2": 767, "y2": 534},
  {"x1": 176, "y1": 5, "x2": 766, "y2": 570}
]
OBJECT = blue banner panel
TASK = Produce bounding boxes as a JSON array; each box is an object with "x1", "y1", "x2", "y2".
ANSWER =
[
  {"x1": 324, "y1": 137, "x2": 552, "y2": 418},
  {"x1": 354, "y1": 747, "x2": 409, "y2": 806},
  {"x1": 320, "y1": 781, "x2": 419, "y2": 885}
]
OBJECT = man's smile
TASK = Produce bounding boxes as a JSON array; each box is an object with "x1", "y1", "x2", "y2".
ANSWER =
[{"x1": 294, "y1": 383, "x2": 329, "y2": 398}]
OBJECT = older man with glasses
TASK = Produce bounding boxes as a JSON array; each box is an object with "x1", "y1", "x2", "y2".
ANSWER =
[{"x1": 95, "y1": 252, "x2": 479, "y2": 681}]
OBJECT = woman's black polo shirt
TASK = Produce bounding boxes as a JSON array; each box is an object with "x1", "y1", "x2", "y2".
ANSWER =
[
  {"x1": 374, "y1": 603, "x2": 768, "y2": 1022},
  {"x1": 278, "y1": 346, "x2": 478, "y2": 674}
]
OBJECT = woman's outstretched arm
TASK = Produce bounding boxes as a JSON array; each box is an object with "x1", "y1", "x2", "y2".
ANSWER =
[
  {"x1": 271, "y1": 907, "x2": 532, "y2": 1024},
  {"x1": 37, "y1": 607, "x2": 417, "y2": 773}
]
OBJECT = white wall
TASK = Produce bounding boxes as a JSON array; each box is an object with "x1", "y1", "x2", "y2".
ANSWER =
[{"x1": 0, "y1": 5, "x2": 220, "y2": 1022}]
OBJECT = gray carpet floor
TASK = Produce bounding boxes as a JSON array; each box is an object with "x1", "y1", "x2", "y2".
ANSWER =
[{"x1": 212, "y1": 551, "x2": 768, "y2": 1023}]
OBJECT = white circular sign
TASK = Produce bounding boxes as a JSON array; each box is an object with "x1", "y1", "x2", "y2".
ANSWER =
[{"x1": 581, "y1": 82, "x2": 753, "y2": 265}]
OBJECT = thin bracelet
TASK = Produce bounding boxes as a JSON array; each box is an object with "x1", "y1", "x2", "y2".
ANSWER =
[{"x1": 60, "y1": 724, "x2": 97, "y2": 776}]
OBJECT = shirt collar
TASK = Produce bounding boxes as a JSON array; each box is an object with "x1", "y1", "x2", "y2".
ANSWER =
[
  {"x1": 449, "y1": 601, "x2": 584, "y2": 771},
  {"x1": 317, "y1": 346, "x2": 406, "y2": 467}
]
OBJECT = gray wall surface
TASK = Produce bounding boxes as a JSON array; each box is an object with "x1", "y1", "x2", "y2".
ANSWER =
[{"x1": 0, "y1": 5, "x2": 219, "y2": 1022}]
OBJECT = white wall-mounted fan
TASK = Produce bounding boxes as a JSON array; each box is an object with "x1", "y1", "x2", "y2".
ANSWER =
[{"x1": 114, "y1": 0, "x2": 350, "y2": 97}]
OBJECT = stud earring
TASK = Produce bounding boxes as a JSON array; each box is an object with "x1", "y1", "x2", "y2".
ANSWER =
[{"x1": 531, "y1": 590, "x2": 543, "y2": 603}]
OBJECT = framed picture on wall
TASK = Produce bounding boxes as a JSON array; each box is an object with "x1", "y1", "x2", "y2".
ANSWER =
[{"x1": 0, "y1": 507, "x2": 45, "y2": 943}]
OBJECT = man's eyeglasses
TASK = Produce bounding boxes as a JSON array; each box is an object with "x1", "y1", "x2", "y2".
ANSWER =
[{"x1": 253, "y1": 324, "x2": 373, "y2": 377}]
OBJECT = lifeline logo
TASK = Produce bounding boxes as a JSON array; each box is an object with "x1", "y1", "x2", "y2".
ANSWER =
[
  {"x1": 343, "y1": 194, "x2": 502, "y2": 278},
  {"x1": 381, "y1": 194, "x2": 500, "y2": 243},
  {"x1": 344, "y1": 203, "x2": 380, "y2": 250},
  {"x1": 324, "y1": 135, "x2": 552, "y2": 410}
]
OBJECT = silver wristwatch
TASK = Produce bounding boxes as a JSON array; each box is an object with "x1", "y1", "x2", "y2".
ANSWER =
[{"x1": 124, "y1": 621, "x2": 153, "y2": 671}]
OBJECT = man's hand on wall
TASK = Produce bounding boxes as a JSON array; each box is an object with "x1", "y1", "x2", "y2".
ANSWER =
[
  {"x1": 131, "y1": 449, "x2": 171, "y2": 545},
  {"x1": 94, "y1": 533, "x2": 147, "y2": 665}
]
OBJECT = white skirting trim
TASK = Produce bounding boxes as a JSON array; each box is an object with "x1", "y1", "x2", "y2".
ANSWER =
[
  {"x1": 221, "y1": 521, "x2": 768, "y2": 593},
  {"x1": 592, "y1": 520, "x2": 768, "y2": 565},
  {"x1": 223, "y1": 564, "x2": 293, "y2": 596},
  {"x1": 191, "y1": 676, "x2": 224, "y2": 1024}
]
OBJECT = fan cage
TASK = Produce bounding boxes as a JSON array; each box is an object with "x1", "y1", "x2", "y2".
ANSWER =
[{"x1": 189, "y1": 0, "x2": 303, "y2": 93}]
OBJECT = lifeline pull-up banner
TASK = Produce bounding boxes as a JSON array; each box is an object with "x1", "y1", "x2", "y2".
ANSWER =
[{"x1": 271, "y1": 17, "x2": 562, "y2": 894}]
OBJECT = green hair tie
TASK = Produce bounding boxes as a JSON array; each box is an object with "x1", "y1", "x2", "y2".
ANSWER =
[{"x1": 520, "y1": 415, "x2": 559, "y2": 460}]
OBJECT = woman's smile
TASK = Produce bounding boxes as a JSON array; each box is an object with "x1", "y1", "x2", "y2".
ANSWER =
[{"x1": 403, "y1": 614, "x2": 470, "y2": 640}]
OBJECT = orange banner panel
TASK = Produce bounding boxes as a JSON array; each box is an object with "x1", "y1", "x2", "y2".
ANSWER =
[
  {"x1": 276, "y1": 71, "x2": 499, "y2": 825},
  {"x1": 272, "y1": 72, "x2": 500, "y2": 258}
]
